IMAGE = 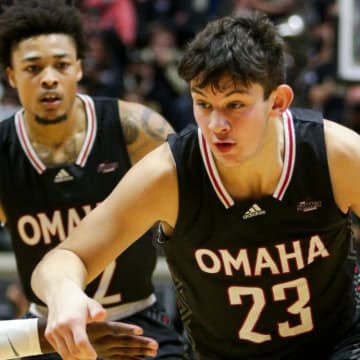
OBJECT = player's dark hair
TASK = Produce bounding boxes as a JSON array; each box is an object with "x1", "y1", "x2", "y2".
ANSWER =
[
  {"x1": 178, "y1": 12, "x2": 286, "y2": 98},
  {"x1": 0, "y1": 0, "x2": 86, "y2": 70}
]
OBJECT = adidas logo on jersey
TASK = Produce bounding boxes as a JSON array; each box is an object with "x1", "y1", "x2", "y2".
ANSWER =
[
  {"x1": 242, "y1": 203, "x2": 266, "y2": 220},
  {"x1": 54, "y1": 169, "x2": 74, "y2": 183}
]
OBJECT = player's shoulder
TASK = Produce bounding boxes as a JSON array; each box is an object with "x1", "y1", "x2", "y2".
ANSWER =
[
  {"x1": 324, "y1": 119, "x2": 360, "y2": 213},
  {"x1": 117, "y1": 100, "x2": 174, "y2": 150},
  {"x1": 117, "y1": 99, "x2": 170, "y2": 129},
  {"x1": 324, "y1": 119, "x2": 360, "y2": 156}
]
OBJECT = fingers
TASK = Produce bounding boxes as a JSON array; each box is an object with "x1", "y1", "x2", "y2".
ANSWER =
[
  {"x1": 89, "y1": 327, "x2": 158, "y2": 359},
  {"x1": 45, "y1": 298, "x2": 105, "y2": 359},
  {"x1": 87, "y1": 321, "x2": 144, "y2": 338},
  {"x1": 46, "y1": 319, "x2": 97, "y2": 360},
  {"x1": 47, "y1": 319, "x2": 159, "y2": 359},
  {"x1": 87, "y1": 298, "x2": 107, "y2": 322},
  {"x1": 87, "y1": 321, "x2": 158, "y2": 358},
  {"x1": 110, "y1": 322, "x2": 143, "y2": 336},
  {"x1": 95, "y1": 345, "x2": 158, "y2": 359}
]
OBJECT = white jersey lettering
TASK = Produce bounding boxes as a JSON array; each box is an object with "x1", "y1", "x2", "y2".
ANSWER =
[
  {"x1": 195, "y1": 235, "x2": 330, "y2": 276},
  {"x1": 17, "y1": 204, "x2": 95, "y2": 245}
]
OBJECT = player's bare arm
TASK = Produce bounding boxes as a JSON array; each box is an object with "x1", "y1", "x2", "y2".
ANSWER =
[
  {"x1": 31, "y1": 144, "x2": 178, "y2": 358},
  {"x1": 31, "y1": 143, "x2": 178, "y2": 288},
  {"x1": 55, "y1": 143, "x2": 178, "y2": 282},
  {"x1": 118, "y1": 100, "x2": 174, "y2": 164},
  {"x1": 324, "y1": 119, "x2": 360, "y2": 216}
]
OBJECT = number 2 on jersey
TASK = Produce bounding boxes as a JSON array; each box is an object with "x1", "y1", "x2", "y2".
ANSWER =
[
  {"x1": 228, "y1": 277, "x2": 313, "y2": 343},
  {"x1": 93, "y1": 261, "x2": 122, "y2": 305}
]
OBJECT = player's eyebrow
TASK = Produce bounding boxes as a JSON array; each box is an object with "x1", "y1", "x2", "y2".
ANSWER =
[
  {"x1": 21, "y1": 52, "x2": 70, "y2": 63},
  {"x1": 191, "y1": 86, "x2": 250, "y2": 97}
]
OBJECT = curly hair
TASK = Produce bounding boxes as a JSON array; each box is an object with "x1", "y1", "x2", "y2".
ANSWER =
[
  {"x1": 0, "y1": 0, "x2": 86, "y2": 70},
  {"x1": 178, "y1": 12, "x2": 287, "y2": 98}
]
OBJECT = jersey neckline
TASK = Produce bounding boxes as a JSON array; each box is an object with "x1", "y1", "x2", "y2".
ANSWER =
[
  {"x1": 14, "y1": 93, "x2": 97, "y2": 174},
  {"x1": 198, "y1": 109, "x2": 296, "y2": 209}
]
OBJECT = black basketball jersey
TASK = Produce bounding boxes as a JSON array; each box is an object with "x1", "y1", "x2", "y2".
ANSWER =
[
  {"x1": 0, "y1": 94, "x2": 156, "y2": 307},
  {"x1": 164, "y1": 108, "x2": 359, "y2": 359}
]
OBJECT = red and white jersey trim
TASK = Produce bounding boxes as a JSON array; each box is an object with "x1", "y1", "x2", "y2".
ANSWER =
[
  {"x1": 15, "y1": 93, "x2": 97, "y2": 174},
  {"x1": 15, "y1": 111, "x2": 45, "y2": 174},
  {"x1": 273, "y1": 109, "x2": 296, "y2": 200},
  {"x1": 198, "y1": 129, "x2": 234, "y2": 209},
  {"x1": 198, "y1": 109, "x2": 296, "y2": 208}
]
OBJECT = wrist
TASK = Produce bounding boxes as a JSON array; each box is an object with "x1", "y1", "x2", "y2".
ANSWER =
[{"x1": 0, "y1": 318, "x2": 42, "y2": 359}]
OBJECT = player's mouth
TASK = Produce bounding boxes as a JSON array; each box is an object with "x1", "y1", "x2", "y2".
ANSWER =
[
  {"x1": 40, "y1": 93, "x2": 61, "y2": 109},
  {"x1": 213, "y1": 141, "x2": 236, "y2": 153}
]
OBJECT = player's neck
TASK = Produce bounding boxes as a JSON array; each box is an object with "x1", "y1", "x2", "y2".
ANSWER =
[
  {"x1": 23, "y1": 96, "x2": 85, "y2": 147},
  {"x1": 23, "y1": 97, "x2": 87, "y2": 165},
  {"x1": 216, "y1": 116, "x2": 284, "y2": 200}
]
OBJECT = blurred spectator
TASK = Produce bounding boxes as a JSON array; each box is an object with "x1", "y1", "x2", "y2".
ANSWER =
[
  {"x1": 246, "y1": 0, "x2": 300, "y2": 21},
  {"x1": 0, "y1": 81, "x2": 20, "y2": 121},
  {"x1": 0, "y1": 223, "x2": 27, "y2": 321},
  {"x1": 5, "y1": 281, "x2": 28, "y2": 317},
  {"x1": 80, "y1": 31, "x2": 125, "y2": 97},
  {"x1": 292, "y1": 0, "x2": 346, "y2": 123},
  {"x1": 130, "y1": 22, "x2": 194, "y2": 131},
  {"x1": 140, "y1": 23, "x2": 187, "y2": 93},
  {"x1": 0, "y1": 279, "x2": 28, "y2": 319},
  {"x1": 123, "y1": 51, "x2": 156, "y2": 104},
  {"x1": 217, "y1": 0, "x2": 300, "y2": 20},
  {"x1": 0, "y1": 280, "x2": 17, "y2": 319},
  {"x1": 135, "y1": 0, "x2": 218, "y2": 48},
  {"x1": 344, "y1": 85, "x2": 360, "y2": 134},
  {"x1": 81, "y1": 0, "x2": 137, "y2": 47}
]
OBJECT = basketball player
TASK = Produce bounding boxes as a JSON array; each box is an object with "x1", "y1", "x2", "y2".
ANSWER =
[
  {"x1": 0, "y1": 318, "x2": 158, "y2": 359},
  {"x1": 0, "y1": 0, "x2": 185, "y2": 358},
  {"x1": 32, "y1": 11, "x2": 360, "y2": 360}
]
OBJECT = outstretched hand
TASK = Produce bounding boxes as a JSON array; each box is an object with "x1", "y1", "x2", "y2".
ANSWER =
[
  {"x1": 87, "y1": 321, "x2": 158, "y2": 359},
  {"x1": 39, "y1": 318, "x2": 159, "y2": 359},
  {"x1": 45, "y1": 291, "x2": 106, "y2": 360}
]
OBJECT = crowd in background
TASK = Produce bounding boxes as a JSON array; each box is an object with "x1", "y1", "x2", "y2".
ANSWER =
[
  {"x1": 3, "y1": 0, "x2": 360, "y2": 131},
  {"x1": 1, "y1": 0, "x2": 360, "y2": 319}
]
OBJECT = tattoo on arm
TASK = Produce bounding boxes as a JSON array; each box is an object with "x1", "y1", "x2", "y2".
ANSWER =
[
  {"x1": 140, "y1": 107, "x2": 171, "y2": 141},
  {"x1": 122, "y1": 106, "x2": 172, "y2": 146},
  {"x1": 122, "y1": 114, "x2": 139, "y2": 146}
]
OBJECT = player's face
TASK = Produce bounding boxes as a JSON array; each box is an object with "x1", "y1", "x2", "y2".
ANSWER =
[
  {"x1": 6, "y1": 34, "x2": 82, "y2": 124},
  {"x1": 191, "y1": 75, "x2": 277, "y2": 168}
]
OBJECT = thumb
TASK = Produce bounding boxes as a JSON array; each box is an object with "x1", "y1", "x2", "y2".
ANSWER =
[{"x1": 87, "y1": 299, "x2": 106, "y2": 322}]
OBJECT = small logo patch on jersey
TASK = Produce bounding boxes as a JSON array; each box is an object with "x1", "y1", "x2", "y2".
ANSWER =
[
  {"x1": 297, "y1": 200, "x2": 322, "y2": 212},
  {"x1": 243, "y1": 203, "x2": 266, "y2": 219},
  {"x1": 54, "y1": 169, "x2": 74, "y2": 183},
  {"x1": 97, "y1": 162, "x2": 119, "y2": 173}
]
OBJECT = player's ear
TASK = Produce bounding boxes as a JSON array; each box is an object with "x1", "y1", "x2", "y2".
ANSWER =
[
  {"x1": 6, "y1": 67, "x2": 16, "y2": 88},
  {"x1": 269, "y1": 84, "x2": 294, "y2": 117},
  {"x1": 76, "y1": 59, "x2": 83, "y2": 82}
]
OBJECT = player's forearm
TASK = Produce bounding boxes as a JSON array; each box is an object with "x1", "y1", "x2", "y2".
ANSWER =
[{"x1": 31, "y1": 248, "x2": 87, "y2": 305}]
